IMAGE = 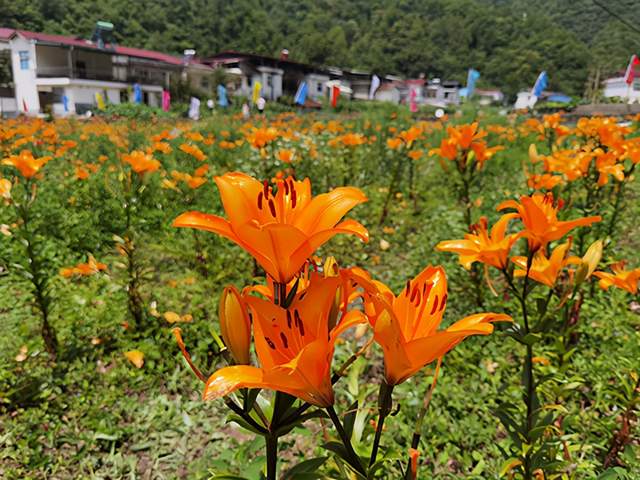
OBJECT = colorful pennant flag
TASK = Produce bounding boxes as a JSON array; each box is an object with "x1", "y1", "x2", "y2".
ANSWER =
[
  {"x1": 217, "y1": 84, "x2": 228, "y2": 107},
  {"x1": 529, "y1": 71, "x2": 548, "y2": 108},
  {"x1": 62, "y1": 95, "x2": 69, "y2": 112},
  {"x1": 294, "y1": 81, "x2": 308, "y2": 105},
  {"x1": 95, "y1": 92, "x2": 105, "y2": 110},
  {"x1": 409, "y1": 87, "x2": 418, "y2": 113},
  {"x1": 162, "y1": 90, "x2": 171, "y2": 112},
  {"x1": 133, "y1": 83, "x2": 143, "y2": 104},
  {"x1": 624, "y1": 54, "x2": 639, "y2": 85},
  {"x1": 252, "y1": 81, "x2": 262, "y2": 105},
  {"x1": 466, "y1": 69, "x2": 480, "y2": 97},
  {"x1": 330, "y1": 85, "x2": 340, "y2": 108},
  {"x1": 369, "y1": 74, "x2": 381, "y2": 100}
]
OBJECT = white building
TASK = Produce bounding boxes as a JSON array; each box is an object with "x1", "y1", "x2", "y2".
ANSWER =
[
  {"x1": 602, "y1": 76, "x2": 640, "y2": 103},
  {"x1": 0, "y1": 27, "x2": 213, "y2": 117},
  {"x1": 424, "y1": 79, "x2": 461, "y2": 107}
]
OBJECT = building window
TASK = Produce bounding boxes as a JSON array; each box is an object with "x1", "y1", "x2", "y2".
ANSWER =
[
  {"x1": 317, "y1": 83, "x2": 323, "y2": 93},
  {"x1": 19, "y1": 51, "x2": 30, "y2": 70},
  {"x1": 201, "y1": 78, "x2": 209, "y2": 89},
  {"x1": 266, "y1": 75, "x2": 272, "y2": 87}
]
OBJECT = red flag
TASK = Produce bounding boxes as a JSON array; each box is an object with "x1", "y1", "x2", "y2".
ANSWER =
[
  {"x1": 331, "y1": 85, "x2": 340, "y2": 108},
  {"x1": 22, "y1": 98, "x2": 28, "y2": 112},
  {"x1": 624, "y1": 54, "x2": 639, "y2": 85}
]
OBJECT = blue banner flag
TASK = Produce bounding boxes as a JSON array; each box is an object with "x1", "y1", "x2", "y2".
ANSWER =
[
  {"x1": 532, "y1": 71, "x2": 548, "y2": 98},
  {"x1": 217, "y1": 84, "x2": 228, "y2": 107},
  {"x1": 294, "y1": 81, "x2": 308, "y2": 105},
  {"x1": 133, "y1": 83, "x2": 143, "y2": 104},
  {"x1": 466, "y1": 68, "x2": 480, "y2": 97}
]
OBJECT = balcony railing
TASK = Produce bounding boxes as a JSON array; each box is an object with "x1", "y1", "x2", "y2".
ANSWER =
[{"x1": 35, "y1": 65, "x2": 168, "y2": 86}]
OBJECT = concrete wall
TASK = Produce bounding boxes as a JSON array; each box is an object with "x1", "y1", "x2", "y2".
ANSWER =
[
  {"x1": 305, "y1": 73, "x2": 329, "y2": 100},
  {"x1": 10, "y1": 35, "x2": 40, "y2": 115}
]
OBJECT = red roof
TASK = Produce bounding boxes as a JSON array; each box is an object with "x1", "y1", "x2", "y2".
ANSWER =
[{"x1": 0, "y1": 27, "x2": 193, "y2": 66}]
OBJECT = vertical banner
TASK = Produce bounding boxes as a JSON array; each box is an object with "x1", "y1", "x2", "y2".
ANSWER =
[
  {"x1": 528, "y1": 71, "x2": 548, "y2": 108},
  {"x1": 369, "y1": 74, "x2": 381, "y2": 100},
  {"x1": 330, "y1": 85, "x2": 340, "y2": 108},
  {"x1": 294, "y1": 81, "x2": 308, "y2": 105},
  {"x1": 409, "y1": 87, "x2": 418, "y2": 113},
  {"x1": 162, "y1": 90, "x2": 171, "y2": 112},
  {"x1": 95, "y1": 92, "x2": 105, "y2": 110},
  {"x1": 466, "y1": 69, "x2": 480, "y2": 97},
  {"x1": 624, "y1": 54, "x2": 639, "y2": 85},
  {"x1": 252, "y1": 81, "x2": 262, "y2": 105},
  {"x1": 188, "y1": 97, "x2": 201, "y2": 120},
  {"x1": 217, "y1": 84, "x2": 228, "y2": 107},
  {"x1": 133, "y1": 83, "x2": 143, "y2": 104},
  {"x1": 62, "y1": 95, "x2": 69, "y2": 112}
]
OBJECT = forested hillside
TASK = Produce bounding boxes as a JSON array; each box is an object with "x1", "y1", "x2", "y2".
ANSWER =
[{"x1": 2, "y1": 0, "x2": 639, "y2": 97}]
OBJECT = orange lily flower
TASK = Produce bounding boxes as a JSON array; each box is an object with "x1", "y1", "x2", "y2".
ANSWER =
[
  {"x1": 436, "y1": 214, "x2": 520, "y2": 270},
  {"x1": 0, "y1": 178, "x2": 12, "y2": 199},
  {"x1": 351, "y1": 266, "x2": 511, "y2": 385},
  {"x1": 387, "y1": 138, "x2": 403, "y2": 149},
  {"x1": 60, "y1": 255, "x2": 107, "y2": 277},
  {"x1": 2, "y1": 150, "x2": 52, "y2": 178},
  {"x1": 277, "y1": 149, "x2": 295, "y2": 163},
  {"x1": 594, "y1": 262, "x2": 640, "y2": 294},
  {"x1": 122, "y1": 150, "x2": 160, "y2": 175},
  {"x1": 497, "y1": 192, "x2": 601, "y2": 252},
  {"x1": 202, "y1": 274, "x2": 366, "y2": 407},
  {"x1": 173, "y1": 172, "x2": 368, "y2": 283},
  {"x1": 527, "y1": 173, "x2": 563, "y2": 190},
  {"x1": 511, "y1": 241, "x2": 577, "y2": 288}
]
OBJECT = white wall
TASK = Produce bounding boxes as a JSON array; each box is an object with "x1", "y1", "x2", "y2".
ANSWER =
[
  {"x1": 10, "y1": 35, "x2": 40, "y2": 115},
  {"x1": 603, "y1": 77, "x2": 640, "y2": 102},
  {"x1": 305, "y1": 73, "x2": 329, "y2": 100}
]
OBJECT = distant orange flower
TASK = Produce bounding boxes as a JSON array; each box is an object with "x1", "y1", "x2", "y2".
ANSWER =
[
  {"x1": 179, "y1": 143, "x2": 206, "y2": 161},
  {"x1": 387, "y1": 138, "x2": 403, "y2": 149},
  {"x1": 277, "y1": 149, "x2": 295, "y2": 163},
  {"x1": 193, "y1": 164, "x2": 209, "y2": 177},
  {"x1": 512, "y1": 241, "x2": 577, "y2": 287},
  {"x1": 75, "y1": 166, "x2": 90, "y2": 180},
  {"x1": 0, "y1": 178, "x2": 12, "y2": 199},
  {"x1": 60, "y1": 255, "x2": 107, "y2": 277},
  {"x1": 122, "y1": 150, "x2": 160, "y2": 175},
  {"x1": 186, "y1": 175, "x2": 206, "y2": 189},
  {"x1": 527, "y1": 173, "x2": 563, "y2": 190},
  {"x1": 173, "y1": 172, "x2": 368, "y2": 283},
  {"x1": 498, "y1": 192, "x2": 600, "y2": 252},
  {"x1": 246, "y1": 127, "x2": 279, "y2": 149},
  {"x1": 407, "y1": 149, "x2": 423, "y2": 161},
  {"x1": 351, "y1": 266, "x2": 511, "y2": 385},
  {"x1": 436, "y1": 214, "x2": 520, "y2": 270},
  {"x1": 200, "y1": 274, "x2": 366, "y2": 406},
  {"x1": 2, "y1": 150, "x2": 51, "y2": 178},
  {"x1": 594, "y1": 262, "x2": 640, "y2": 294}
]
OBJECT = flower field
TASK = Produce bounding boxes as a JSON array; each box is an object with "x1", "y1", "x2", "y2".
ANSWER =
[{"x1": 1, "y1": 105, "x2": 639, "y2": 479}]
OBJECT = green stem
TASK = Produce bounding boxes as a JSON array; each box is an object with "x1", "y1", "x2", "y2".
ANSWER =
[
  {"x1": 266, "y1": 435, "x2": 278, "y2": 480},
  {"x1": 369, "y1": 383, "x2": 394, "y2": 467},
  {"x1": 326, "y1": 405, "x2": 366, "y2": 476},
  {"x1": 521, "y1": 252, "x2": 535, "y2": 480},
  {"x1": 379, "y1": 155, "x2": 403, "y2": 225}
]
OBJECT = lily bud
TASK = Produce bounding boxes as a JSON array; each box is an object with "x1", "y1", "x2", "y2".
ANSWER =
[
  {"x1": 528, "y1": 143, "x2": 539, "y2": 163},
  {"x1": 575, "y1": 240, "x2": 603, "y2": 286},
  {"x1": 219, "y1": 285, "x2": 251, "y2": 365},
  {"x1": 324, "y1": 257, "x2": 341, "y2": 329}
]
